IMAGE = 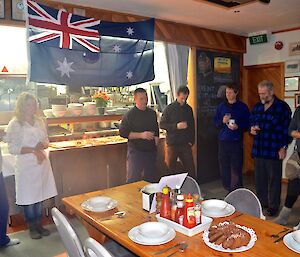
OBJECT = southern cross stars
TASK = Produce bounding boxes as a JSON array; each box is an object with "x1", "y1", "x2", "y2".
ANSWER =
[
  {"x1": 56, "y1": 58, "x2": 74, "y2": 78},
  {"x1": 126, "y1": 27, "x2": 134, "y2": 36},
  {"x1": 113, "y1": 44, "x2": 121, "y2": 53},
  {"x1": 126, "y1": 70, "x2": 133, "y2": 79}
]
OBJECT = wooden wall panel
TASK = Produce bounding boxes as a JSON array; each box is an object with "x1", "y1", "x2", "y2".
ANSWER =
[{"x1": 0, "y1": 0, "x2": 246, "y2": 53}]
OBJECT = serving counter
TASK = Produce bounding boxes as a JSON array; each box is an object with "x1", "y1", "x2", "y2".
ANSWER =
[{"x1": 49, "y1": 135, "x2": 167, "y2": 207}]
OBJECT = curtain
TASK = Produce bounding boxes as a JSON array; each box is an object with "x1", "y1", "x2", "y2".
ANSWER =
[{"x1": 165, "y1": 43, "x2": 190, "y2": 100}]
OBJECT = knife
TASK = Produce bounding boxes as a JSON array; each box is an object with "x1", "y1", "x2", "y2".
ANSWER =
[
  {"x1": 273, "y1": 230, "x2": 292, "y2": 243},
  {"x1": 153, "y1": 242, "x2": 183, "y2": 255}
]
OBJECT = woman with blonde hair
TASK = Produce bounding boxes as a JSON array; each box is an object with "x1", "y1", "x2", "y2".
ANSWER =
[{"x1": 6, "y1": 92, "x2": 57, "y2": 239}]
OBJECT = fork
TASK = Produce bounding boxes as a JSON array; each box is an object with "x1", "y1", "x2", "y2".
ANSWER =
[
  {"x1": 153, "y1": 242, "x2": 185, "y2": 255},
  {"x1": 270, "y1": 228, "x2": 289, "y2": 238},
  {"x1": 167, "y1": 243, "x2": 188, "y2": 257}
]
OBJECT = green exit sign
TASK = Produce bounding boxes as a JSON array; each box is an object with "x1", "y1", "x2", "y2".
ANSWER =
[{"x1": 249, "y1": 34, "x2": 268, "y2": 45}]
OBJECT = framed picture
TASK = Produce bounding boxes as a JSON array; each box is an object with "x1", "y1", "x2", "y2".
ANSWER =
[
  {"x1": 285, "y1": 76, "x2": 299, "y2": 92},
  {"x1": 11, "y1": 0, "x2": 25, "y2": 21},
  {"x1": 0, "y1": 0, "x2": 4, "y2": 19},
  {"x1": 295, "y1": 94, "x2": 300, "y2": 108},
  {"x1": 285, "y1": 60, "x2": 300, "y2": 73},
  {"x1": 289, "y1": 42, "x2": 300, "y2": 56}
]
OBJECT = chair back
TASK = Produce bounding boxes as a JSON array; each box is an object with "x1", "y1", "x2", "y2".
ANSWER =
[
  {"x1": 51, "y1": 207, "x2": 85, "y2": 257},
  {"x1": 224, "y1": 188, "x2": 265, "y2": 219},
  {"x1": 180, "y1": 176, "x2": 201, "y2": 196},
  {"x1": 84, "y1": 238, "x2": 114, "y2": 257}
]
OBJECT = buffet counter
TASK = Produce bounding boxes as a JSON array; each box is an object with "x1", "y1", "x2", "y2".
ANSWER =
[{"x1": 2, "y1": 135, "x2": 167, "y2": 216}]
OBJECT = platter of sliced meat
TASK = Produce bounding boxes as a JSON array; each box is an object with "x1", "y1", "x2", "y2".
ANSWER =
[{"x1": 202, "y1": 221, "x2": 257, "y2": 252}]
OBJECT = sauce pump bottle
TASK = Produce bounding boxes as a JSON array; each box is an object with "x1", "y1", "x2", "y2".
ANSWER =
[
  {"x1": 160, "y1": 186, "x2": 171, "y2": 220},
  {"x1": 183, "y1": 193, "x2": 196, "y2": 228}
]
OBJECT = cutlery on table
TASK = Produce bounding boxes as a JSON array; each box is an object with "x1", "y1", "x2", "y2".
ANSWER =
[
  {"x1": 270, "y1": 227, "x2": 289, "y2": 238},
  {"x1": 98, "y1": 211, "x2": 126, "y2": 221},
  {"x1": 166, "y1": 243, "x2": 188, "y2": 257},
  {"x1": 153, "y1": 242, "x2": 186, "y2": 255},
  {"x1": 273, "y1": 230, "x2": 292, "y2": 243}
]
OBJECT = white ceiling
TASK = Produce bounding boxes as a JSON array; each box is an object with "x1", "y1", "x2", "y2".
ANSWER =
[{"x1": 59, "y1": 0, "x2": 300, "y2": 36}]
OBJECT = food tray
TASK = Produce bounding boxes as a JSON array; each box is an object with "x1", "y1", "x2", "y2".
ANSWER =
[{"x1": 156, "y1": 214, "x2": 212, "y2": 237}]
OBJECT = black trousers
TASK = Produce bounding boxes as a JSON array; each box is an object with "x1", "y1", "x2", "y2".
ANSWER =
[
  {"x1": 126, "y1": 146, "x2": 157, "y2": 183},
  {"x1": 254, "y1": 158, "x2": 282, "y2": 210},
  {"x1": 165, "y1": 144, "x2": 195, "y2": 178},
  {"x1": 218, "y1": 140, "x2": 243, "y2": 192},
  {"x1": 285, "y1": 178, "x2": 300, "y2": 208}
]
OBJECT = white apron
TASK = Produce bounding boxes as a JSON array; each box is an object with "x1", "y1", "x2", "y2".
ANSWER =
[{"x1": 15, "y1": 123, "x2": 57, "y2": 205}]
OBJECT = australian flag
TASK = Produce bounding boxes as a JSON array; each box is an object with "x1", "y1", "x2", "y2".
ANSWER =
[{"x1": 26, "y1": 0, "x2": 154, "y2": 87}]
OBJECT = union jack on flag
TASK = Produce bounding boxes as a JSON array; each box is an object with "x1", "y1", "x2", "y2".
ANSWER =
[{"x1": 27, "y1": 0, "x2": 100, "y2": 52}]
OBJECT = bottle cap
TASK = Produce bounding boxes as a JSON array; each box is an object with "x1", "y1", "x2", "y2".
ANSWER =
[
  {"x1": 185, "y1": 193, "x2": 193, "y2": 203},
  {"x1": 177, "y1": 194, "x2": 184, "y2": 201},
  {"x1": 162, "y1": 186, "x2": 169, "y2": 194}
]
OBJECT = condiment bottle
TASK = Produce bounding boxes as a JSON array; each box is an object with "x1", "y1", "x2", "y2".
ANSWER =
[
  {"x1": 175, "y1": 194, "x2": 184, "y2": 225},
  {"x1": 160, "y1": 186, "x2": 171, "y2": 220},
  {"x1": 183, "y1": 193, "x2": 196, "y2": 228},
  {"x1": 193, "y1": 194, "x2": 202, "y2": 225},
  {"x1": 170, "y1": 189, "x2": 177, "y2": 221}
]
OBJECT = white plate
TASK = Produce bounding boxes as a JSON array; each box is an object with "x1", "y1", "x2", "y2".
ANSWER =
[
  {"x1": 81, "y1": 196, "x2": 117, "y2": 212},
  {"x1": 202, "y1": 224, "x2": 257, "y2": 253},
  {"x1": 202, "y1": 203, "x2": 235, "y2": 218},
  {"x1": 283, "y1": 232, "x2": 300, "y2": 254},
  {"x1": 128, "y1": 226, "x2": 176, "y2": 245}
]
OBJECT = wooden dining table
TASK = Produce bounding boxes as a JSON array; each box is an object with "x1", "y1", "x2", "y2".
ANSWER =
[{"x1": 62, "y1": 181, "x2": 299, "y2": 257}]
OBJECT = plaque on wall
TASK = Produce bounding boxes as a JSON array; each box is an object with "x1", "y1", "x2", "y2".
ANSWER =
[
  {"x1": 0, "y1": 0, "x2": 4, "y2": 19},
  {"x1": 11, "y1": 0, "x2": 25, "y2": 21}
]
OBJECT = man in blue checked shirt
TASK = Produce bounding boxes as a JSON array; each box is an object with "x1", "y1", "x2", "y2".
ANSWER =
[{"x1": 250, "y1": 80, "x2": 292, "y2": 217}]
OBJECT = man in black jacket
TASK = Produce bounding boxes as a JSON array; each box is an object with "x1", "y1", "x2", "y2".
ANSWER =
[
  {"x1": 119, "y1": 88, "x2": 159, "y2": 183},
  {"x1": 160, "y1": 86, "x2": 195, "y2": 178}
]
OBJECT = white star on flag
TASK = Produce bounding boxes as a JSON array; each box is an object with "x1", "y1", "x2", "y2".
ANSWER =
[
  {"x1": 113, "y1": 44, "x2": 121, "y2": 53},
  {"x1": 126, "y1": 27, "x2": 134, "y2": 36},
  {"x1": 56, "y1": 58, "x2": 75, "y2": 78},
  {"x1": 126, "y1": 71, "x2": 133, "y2": 79}
]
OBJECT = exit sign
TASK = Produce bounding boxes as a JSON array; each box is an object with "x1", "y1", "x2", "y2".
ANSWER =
[{"x1": 249, "y1": 34, "x2": 268, "y2": 45}]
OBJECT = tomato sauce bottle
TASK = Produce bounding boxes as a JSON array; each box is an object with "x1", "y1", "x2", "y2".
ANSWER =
[{"x1": 183, "y1": 193, "x2": 196, "y2": 228}]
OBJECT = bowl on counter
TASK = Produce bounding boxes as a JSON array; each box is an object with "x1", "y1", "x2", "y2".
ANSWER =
[
  {"x1": 68, "y1": 103, "x2": 83, "y2": 116},
  {"x1": 52, "y1": 110, "x2": 66, "y2": 117},
  {"x1": 83, "y1": 102, "x2": 96, "y2": 115},
  {"x1": 52, "y1": 104, "x2": 67, "y2": 111},
  {"x1": 43, "y1": 109, "x2": 53, "y2": 118}
]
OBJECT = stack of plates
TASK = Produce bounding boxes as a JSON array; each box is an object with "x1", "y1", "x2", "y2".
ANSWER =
[
  {"x1": 283, "y1": 231, "x2": 300, "y2": 254},
  {"x1": 81, "y1": 196, "x2": 117, "y2": 212},
  {"x1": 128, "y1": 222, "x2": 176, "y2": 245},
  {"x1": 202, "y1": 199, "x2": 235, "y2": 218}
]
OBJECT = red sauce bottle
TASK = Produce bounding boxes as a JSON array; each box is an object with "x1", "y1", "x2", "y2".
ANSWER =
[
  {"x1": 183, "y1": 193, "x2": 196, "y2": 228},
  {"x1": 160, "y1": 186, "x2": 171, "y2": 219}
]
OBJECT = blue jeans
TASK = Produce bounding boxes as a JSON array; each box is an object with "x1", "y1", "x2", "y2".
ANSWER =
[
  {"x1": 23, "y1": 202, "x2": 42, "y2": 224},
  {"x1": 0, "y1": 172, "x2": 10, "y2": 247}
]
